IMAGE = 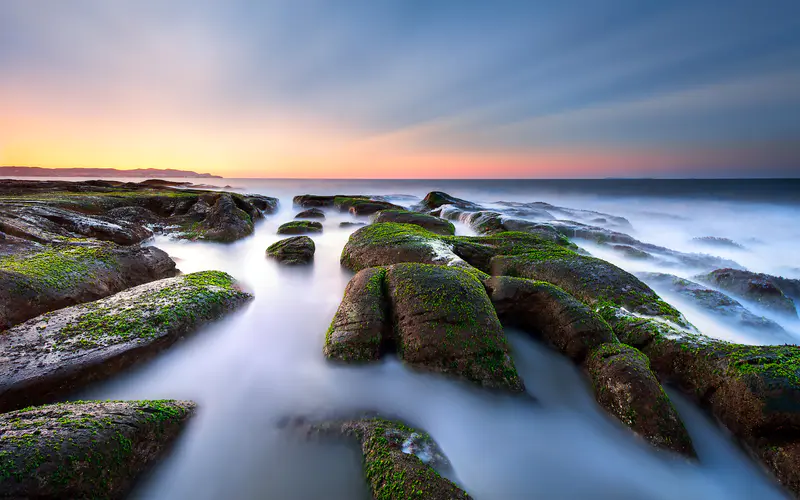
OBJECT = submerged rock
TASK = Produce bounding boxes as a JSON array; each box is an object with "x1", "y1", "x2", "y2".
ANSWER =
[
  {"x1": 339, "y1": 221, "x2": 366, "y2": 228},
  {"x1": 696, "y1": 268, "x2": 798, "y2": 317},
  {"x1": 372, "y1": 209, "x2": 455, "y2": 235},
  {"x1": 0, "y1": 243, "x2": 177, "y2": 331},
  {"x1": 419, "y1": 191, "x2": 482, "y2": 211},
  {"x1": 295, "y1": 208, "x2": 326, "y2": 220},
  {"x1": 277, "y1": 220, "x2": 323, "y2": 235},
  {"x1": 266, "y1": 236, "x2": 315, "y2": 265},
  {"x1": 306, "y1": 417, "x2": 471, "y2": 499},
  {"x1": 0, "y1": 271, "x2": 252, "y2": 412},
  {"x1": 602, "y1": 308, "x2": 800, "y2": 495},
  {"x1": 611, "y1": 244, "x2": 654, "y2": 260},
  {"x1": 587, "y1": 343, "x2": 695, "y2": 456},
  {"x1": 692, "y1": 236, "x2": 745, "y2": 249},
  {"x1": 0, "y1": 400, "x2": 195, "y2": 498}
]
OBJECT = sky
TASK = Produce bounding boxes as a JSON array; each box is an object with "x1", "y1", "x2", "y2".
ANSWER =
[{"x1": 1, "y1": 0, "x2": 799, "y2": 179}]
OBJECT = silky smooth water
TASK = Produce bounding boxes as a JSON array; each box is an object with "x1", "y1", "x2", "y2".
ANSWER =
[{"x1": 62, "y1": 179, "x2": 799, "y2": 499}]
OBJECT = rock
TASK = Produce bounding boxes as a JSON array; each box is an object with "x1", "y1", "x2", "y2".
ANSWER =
[
  {"x1": 242, "y1": 194, "x2": 279, "y2": 214},
  {"x1": 341, "y1": 223, "x2": 457, "y2": 272},
  {"x1": 486, "y1": 276, "x2": 616, "y2": 363},
  {"x1": 295, "y1": 208, "x2": 326, "y2": 220},
  {"x1": 292, "y1": 195, "x2": 341, "y2": 208},
  {"x1": 692, "y1": 236, "x2": 745, "y2": 249},
  {"x1": 494, "y1": 201, "x2": 632, "y2": 230},
  {"x1": 384, "y1": 263, "x2": 523, "y2": 391},
  {"x1": 611, "y1": 245, "x2": 653, "y2": 260},
  {"x1": 189, "y1": 193, "x2": 254, "y2": 242},
  {"x1": 266, "y1": 236, "x2": 315, "y2": 265},
  {"x1": 0, "y1": 400, "x2": 195, "y2": 498},
  {"x1": 277, "y1": 220, "x2": 323, "y2": 235},
  {"x1": 0, "y1": 243, "x2": 177, "y2": 331},
  {"x1": 372, "y1": 209, "x2": 455, "y2": 235},
  {"x1": 139, "y1": 179, "x2": 193, "y2": 187},
  {"x1": 348, "y1": 201, "x2": 404, "y2": 217},
  {"x1": 0, "y1": 271, "x2": 252, "y2": 412},
  {"x1": 587, "y1": 343, "x2": 695, "y2": 456},
  {"x1": 324, "y1": 268, "x2": 389, "y2": 362},
  {"x1": 105, "y1": 205, "x2": 161, "y2": 225},
  {"x1": 339, "y1": 221, "x2": 365, "y2": 228},
  {"x1": 696, "y1": 269, "x2": 798, "y2": 317},
  {"x1": 306, "y1": 417, "x2": 471, "y2": 499},
  {"x1": 601, "y1": 308, "x2": 800, "y2": 495},
  {"x1": 639, "y1": 272, "x2": 790, "y2": 337},
  {"x1": 419, "y1": 191, "x2": 482, "y2": 211}
]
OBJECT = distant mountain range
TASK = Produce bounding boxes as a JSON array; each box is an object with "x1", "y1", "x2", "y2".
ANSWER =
[{"x1": 0, "y1": 166, "x2": 222, "y2": 178}]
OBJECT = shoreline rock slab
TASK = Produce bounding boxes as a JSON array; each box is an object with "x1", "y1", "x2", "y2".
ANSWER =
[
  {"x1": 0, "y1": 243, "x2": 177, "y2": 331},
  {"x1": 266, "y1": 236, "x2": 315, "y2": 265},
  {"x1": 277, "y1": 220, "x2": 323, "y2": 235},
  {"x1": 0, "y1": 271, "x2": 252, "y2": 412},
  {"x1": 696, "y1": 268, "x2": 798, "y2": 318},
  {"x1": 372, "y1": 209, "x2": 455, "y2": 236},
  {"x1": 0, "y1": 400, "x2": 195, "y2": 498}
]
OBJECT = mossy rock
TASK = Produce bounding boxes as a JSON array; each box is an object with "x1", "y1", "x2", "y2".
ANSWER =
[
  {"x1": 324, "y1": 268, "x2": 389, "y2": 362},
  {"x1": 185, "y1": 193, "x2": 254, "y2": 242},
  {"x1": 372, "y1": 210, "x2": 455, "y2": 236},
  {"x1": 0, "y1": 271, "x2": 252, "y2": 412},
  {"x1": 266, "y1": 236, "x2": 315, "y2": 265},
  {"x1": 0, "y1": 242, "x2": 177, "y2": 330},
  {"x1": 308, "y1": 417, "x2": 471, "y2": 500},
  {"x1": 587, "y1": 343, "x2": 695, "y2": 457},
  {"x1": 695, "y1": 268, "x2": 798, "y2": 318},
  {"x1": 0, "y1": 400, "x2": 195, "y2": 498},
  {"x1": 420, "y1": 191, "x2": 482, "y2": 211},
  {"x1": 295, "y1": 208, "x2": 326, "y2": 220},
  {"x1": 341, "y1": 223, "x2": 455, "y2": 272},
  {"x1": 601, "y1": 307, "x2": 800, "y2": 495},
  {"x1": 277, "y1": 220, "x2": 323, "y2": 235},
  {"x1": 385, "y1": 263, "x2": 524, "y2": 392}
]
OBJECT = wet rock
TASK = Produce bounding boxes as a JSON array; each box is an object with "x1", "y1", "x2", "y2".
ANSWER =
[
  {"x1": 696, "y1": 268, "x2": 798, "y2": 317},
  {"x1": 266, "y1": 236, "x2": 315, "y2": 265},
  {"x1": 324, "y1": 268, "x2": 389, "y2": 362},
  {"x1": 601, "y1": 308, "x2": 800, "y2": 495},
  {"x1": 339, "y1": 221, "x2": 365, "y2": 228},
  {"x1": 190, "y1": 193, "x2": 254, "y2": 242},
  {"x1": 587, "y1": 343, "x2": 695, "y2": 457},
  {"x1": 341, "y1": 223, "x2": 459, "y2": 271},
  {"x1": 277, "y1": 220, "x2": 323, "y2": 235},
  {"x1": 611, "y1": 245, "x2": 653, "y2": 260},
  {"x1": 384, "y1": 263, "x2": 523, "y2": 391},
  {"x1": 419, "y1": 191, "x2": 483, "y2": 211},
  {"x1": 306, "y1": 417, "x2": 471, "y2": 499},
  {"x1": 495, "y1": 201, "x2": 632, "y2": 230},
  {"x1": 692, "y1": 236, "x2": 745, "y2": 249},
  {"x1": 0, "y1": 243, "x2": 177, "y2": 331},
  {"x1": 0, "y1": 400, "x2": 195, "y2": 498},
  {"x1": 105, "y1": 205, "x2": 161, "y2": 225},
  {"x1": 0, "y1": 271, "x2": 252, "y2": 412},
  {"x1": 295, "y1": 208, "x2": 326, "y2": 220},
  {"x1": 292, "y1": 195, "x2": 344, "y2": 208},
  {"x1": 639, "y1": 272, "x2": 790, "y2": 336},
  {"x1": 347, "y1": 201, "x2": 404, "y2": 217},
  {"x1": 372, "y1": 209, "x2": 455, "y2": 235},
  {"x1": 486, "y1": 276, "x2": 616, "y2": 363},
  {"x1": 242, "y1": 194, "x2": 279, "y2": 214}
]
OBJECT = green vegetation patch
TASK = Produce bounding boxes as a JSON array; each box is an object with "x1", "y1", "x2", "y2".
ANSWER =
[{"x1": 0, "y1": 244, "x2": 118, "y2": 292}]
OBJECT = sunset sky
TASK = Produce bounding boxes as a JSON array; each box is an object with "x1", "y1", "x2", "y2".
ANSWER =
[{"x1": 1, "y1": 1, "x2": 799, "y2": 178}]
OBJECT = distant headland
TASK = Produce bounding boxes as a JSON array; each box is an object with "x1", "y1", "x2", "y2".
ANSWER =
[{"x1": 0, "y1": 166, "x2": 222, "y2": 178}]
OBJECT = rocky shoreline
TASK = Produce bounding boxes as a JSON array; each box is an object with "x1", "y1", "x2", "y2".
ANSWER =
[{"x1": 0, "y1": 179, "x2": 798, "y2": 498}]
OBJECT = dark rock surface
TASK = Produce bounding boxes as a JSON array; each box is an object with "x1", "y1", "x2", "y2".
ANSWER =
[
  {"x1": 372, "y1": 209, "x2": 455, "y2": 235},
  {"x1": 0, "y1": 242, "x2": 177, "y2": 331},
  {"x1": 266, "y1": 236, "x2": 315, "y2": 265},
  {"x1": 692, "y1": 236, "x2": 745, "y2": 249},
  {"x1": 0, "y1": 400, "x2": 195, "y2": 498},
  {"x1": 339, "y1": 221, "x2": 366, "y2": 228},
  {"x1": 277, "y1": 220, "x2": 323, "y2": 235},
  {"x1": 305, "y1": 417, "x2": 471, "y2": 499},
  {"x1": 587, "y1": 343, "x2": 695, "y2": 457},
  {"x1": 696, "y1": 268, "x2": 798, "y2": 317},
  {"x1": 295, "y1": 208, "x2": 326, "y2": 220},
  {"x1": 419, "y1": 191, "x2": 483, "y2": 211},
  {"x1": 0, "y1": 271, "x2": 252, "y2": 412},
  {"x1": 191, "y1": 193, "x2": 254, "y2": 242}
]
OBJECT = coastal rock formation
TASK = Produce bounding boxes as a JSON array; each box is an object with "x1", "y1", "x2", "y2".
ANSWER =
[
  {"x1": 372, "y1": 209, "x2": 455, "y2": 235},
  {"x1": 419, "y1": 191, "x2": 482, "y2": 211},
  {"x1": 305, "y1": 417, "x2": 471, "y2": 499},
  {"x1": 190, "y1": 193, "x2": 255, "y2": 242},
  {"x1": 0, "y1": 400, "x2": 195, "y2": 498},
  {"x1": 277, "y1": 220, "x2": 323, "y2": 235},
  {"x1": 587, "y1": 343, "x2": 695, "y2": 456},
  {"x1": 692, "y1": 236, "x2": 745, "y2": 249},
  {"x1": 696, "y1": 268, "x2": 798, "y2": 317},
  {"x1": 325, "y1": 264, "x2": 524, "y2": 392},
  {"x1": 0, "y1": 271, "x2": 252, "y2": 412},
  {"x1": 266, "y1": 236, "x2": 315, "y2": 265},
  {"x1": 295, "y1": 208, "x2": 326, "y2": 220},
  {"x1": 0, "y1": 242, "x2": 177, "y2": 330}
]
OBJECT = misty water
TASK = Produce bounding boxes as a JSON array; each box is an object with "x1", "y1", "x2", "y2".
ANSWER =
[{"x1": 70, "y1": 179, "x2": 799, "y2": 499}]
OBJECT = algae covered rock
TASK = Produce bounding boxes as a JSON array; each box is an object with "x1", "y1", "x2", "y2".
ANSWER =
[
  {"x1": 0, "y1": 271, "x2": 252, "y2": 412},
  {"x1": 696, "y1": 268, "x2": 798, "y2": 317},
  {"x1": 420, "y1": 191, "x2": 482, "y2": 211},
  {"x1": 0, "y1": 243, "x2": 177, "y2": 331},
  {"x1": 266, "y1": 236, "x2": 315, "y2": 265},
  {"x1": 372, "y1": 209, "x2": 455, "y2": 236},
  {"x1": 0, "y1": 400, "x2": 195, "y2": 498},
  {"x1": 295, "y1": 208, "x2": 326, "y2": 220},
  {"x1": 324, "y1": 268, "x2": 389, "y2": 362},
  {"x1": 277, "y1": 220, "x2": 323, "y2": 235},
  {"x1": 341, "y1": 223, "x2": 458, "y2": 272},
  {"x1": 307, "y1": 417, "x2": 471, "y2": 500},
  {"x1": 189, "y1": 193, "x2": 254, "y2": 242},
  {"x1": 587, "y1": 343, "x2": 695, "y2": 457}
]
